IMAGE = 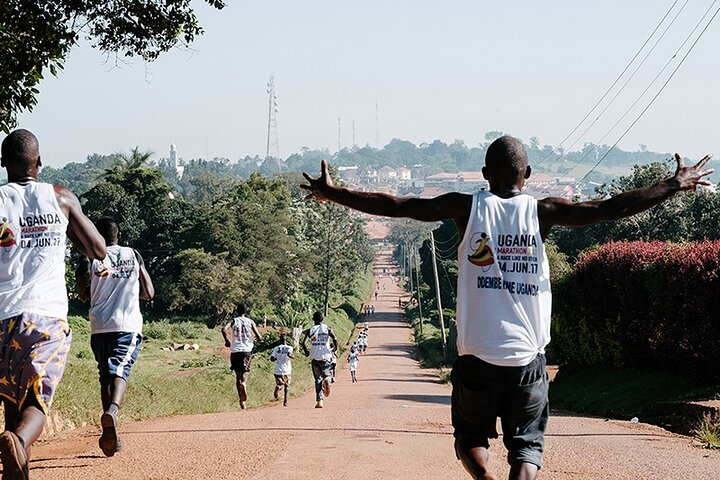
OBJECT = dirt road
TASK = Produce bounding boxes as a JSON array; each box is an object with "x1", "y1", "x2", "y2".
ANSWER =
[{"x1": 26, "y1": 220, "x2": 720, "y2": 479}]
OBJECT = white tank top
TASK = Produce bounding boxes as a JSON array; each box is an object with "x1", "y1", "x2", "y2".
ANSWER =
[
  {"x1": 230, "y1": 315, "x2": 256, "y2": 353},
  {"x1": 456, "y1": 191, "x2": 551, "y2": 367},
  {"x1": 0, "y1": 182, "x2": 69, "y2": 320},
  {"x1": 89, "y1": 245, "x2": 143, "y2": 334},
  {"x1": 309, "y1": 324, "x2": 333, "y2": 361}
]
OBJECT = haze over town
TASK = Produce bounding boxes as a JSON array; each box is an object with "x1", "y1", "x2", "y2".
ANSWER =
[{"x1": 17, "y1": 1, "x2": 720, "y2": 167}]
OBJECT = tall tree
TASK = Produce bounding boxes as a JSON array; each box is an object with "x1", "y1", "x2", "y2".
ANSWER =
[{"x1": 0, "y1": 0, "x2": 226, "y2": 132}]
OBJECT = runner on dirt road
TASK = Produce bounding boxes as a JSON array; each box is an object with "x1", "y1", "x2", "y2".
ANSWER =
[
  {"x1": 302, "y1": 135, "x2": 713, "y2": 480},
  {"x1": 300, "y1": 312, "x2": 338, "y2": 409},
  {"x1": 0, "y1": 129, "x2": 106, "y2": 480},
  {"x1": 76, "y1": 217, "x2": 155, "y2": 457},
  {"x1": 222, "y1": 304, "x2": 261, "y2": 410},
  {"x1": 270, "y1": 332, "x2": 294, "y2": 407}
]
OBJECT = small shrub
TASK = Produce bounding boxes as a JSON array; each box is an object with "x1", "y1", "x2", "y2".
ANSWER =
[
  {"x1": 143, "y1": 322, "x2": 170, "y2": 340},
  {"x1": 695, "y1": 413, "x2": 720, "y2": 449}
]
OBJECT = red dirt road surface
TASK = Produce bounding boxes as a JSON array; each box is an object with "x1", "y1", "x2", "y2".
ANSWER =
[{"x1": 26, "y1": 220, "x2": 720, "y2": 479}]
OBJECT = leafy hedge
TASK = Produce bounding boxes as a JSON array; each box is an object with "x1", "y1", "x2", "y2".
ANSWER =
[{"x1": 552, "y1": 241, "x2": 720, "y2": 379}]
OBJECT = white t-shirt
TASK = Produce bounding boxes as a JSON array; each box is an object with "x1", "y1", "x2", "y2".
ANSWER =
[
  {"x1": 89, "y1": 245, "x2": 143, "y2": 334},
  {"x1": 308, "y1": 323, "x2": 333, "y2": 361},
  {"x1": 229, "y1": 315, "x2": 256, "y2": 353},
  {"x1": 271, "y1": 344, "x2": 293, "y2": 375},
  {"x1": 348, "y1": 352, "x2": 359, "y2": 371},
  {"x1": 456, "y1": 192, "x2": 551, "y2": 367},
  {"x1": 0, "y1": 182, "x2": 69, "y2": 320}
]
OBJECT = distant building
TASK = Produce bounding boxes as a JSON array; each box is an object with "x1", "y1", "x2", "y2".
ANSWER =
[
  {"x1": 169, "y1": 144, "x2": 184, "y2": 178},
  {"x1": 396, "y1": 167, "x2": 411, "y2": 181},
  {"x1": 338, "y1": 166, "x2": 360, "y2": 184}
]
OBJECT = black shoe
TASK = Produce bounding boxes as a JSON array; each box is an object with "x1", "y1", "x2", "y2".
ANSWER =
[
  {"x1": 0, "y1": 431, "x2": 29, "y2": 480},
  {"x1": 99, "y1": 410, "x2": 119, "y2": 457}
]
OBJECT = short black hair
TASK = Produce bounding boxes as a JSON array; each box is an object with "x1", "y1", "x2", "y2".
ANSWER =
[
  {"x1": 312, "y1": 311, "x2": 323, "y2": 324},
  {"x1": 237, "y1": 303, "x2": 248, "y2": 315},
  {"x1": 485, "y1": 135, "x2": 528, "y2": 178},
  {"x1": 94, "y1": 217, "x2": 119, "y2": 244},
  {"x1": 1, "y1": 129, "x2": 39, "y2": 166}
]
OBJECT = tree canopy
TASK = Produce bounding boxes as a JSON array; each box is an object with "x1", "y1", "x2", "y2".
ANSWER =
[{"x1": 0, "y1": 0, "x2": 226, "y2": 132}]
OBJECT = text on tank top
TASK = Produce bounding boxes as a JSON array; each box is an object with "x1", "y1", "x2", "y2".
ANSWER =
[
  {"x1": 88, "y1": 245, "x2": 143, "y2": 334},
  {"x1": 309, "y1": 324, "x2": 332, "y2": 361},
  {"x1": 0, "y1": 182, "x2": 69, "y2": 319},
  {"x1": 231, "y1": 316, "x2": 255, "y2": 352},
  {"x1": 455, "y1": 191, "x2": 552, "y2": 367}
]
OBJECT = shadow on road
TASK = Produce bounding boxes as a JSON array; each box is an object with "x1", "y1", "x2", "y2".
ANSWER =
[{"x1": 384, "y1": 394, "x2": 451, "y2": 405}]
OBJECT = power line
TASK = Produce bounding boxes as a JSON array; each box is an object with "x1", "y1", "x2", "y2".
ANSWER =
[
  {"x1": 534, "y1": 0, "x2": 682, "y2": 168},
  {"x1": 542, "y1": 0, "x2": 691, "y2": 172},
  {"x1": 579, "y1": 3, "x2": 720, "y2": 183},
  {"x1": 562, "y1": 0, "x2": 718, "y2": 179}
]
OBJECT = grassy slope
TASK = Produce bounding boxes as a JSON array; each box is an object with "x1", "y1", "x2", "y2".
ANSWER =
[{"x1": 52, "y1": 273, "x2": 373, "y2": 429}]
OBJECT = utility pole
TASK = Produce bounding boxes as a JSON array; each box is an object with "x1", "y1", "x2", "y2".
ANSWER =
[
  {"x1": 375, "y1": 100, "x2": 379, "y2": 148},
  {"x1": 414, "y1": 245, "x2": 424, "y2": 335},
  {"x1": 408, "y1": 244, "x2": 414, "y2": 293},
  {"x1": 429, "y1": 231, "x2": 447, "y2": 358},
  {"x1": 337, "y1": 117, "x2": 342, "y2": 152},
  {"x1": 266, "y1": 75, "x2": 279, "y2": 160}
]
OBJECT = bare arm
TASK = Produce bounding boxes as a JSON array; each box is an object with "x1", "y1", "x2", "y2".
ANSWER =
[
  {"x1": 134, "y1": 250, "x2": 155, "y2": 301},
  {"x1": 538, "y1": 154, "x2": 714, "y2": 237},
  {"x1": 328, "y1": 328, "x2": 338, "y2": 352},
  {"x1": 54, "y1": 186, "x2": 106, "y2": 260},
  {"x1": 222, "y1": 321, "x2": 232, "y2": 348},
  {"x1": 75, "y1": 256, "x2": 91, "y2": 303},
  {"x1": 302, "y1": 160, "x2": 471, "y2": 223},
  {"x1": 300, "y1": 329, "x2": 310, "y2": 356},
  {"x1": 252, "y1": 322, "x2": 262, "y2": 342}
]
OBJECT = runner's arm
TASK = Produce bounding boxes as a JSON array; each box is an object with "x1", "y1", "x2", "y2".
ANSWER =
[
  {"x1": 134, "y1": 250, "x2": 155, "y2": 301},
  {"x1": 302, "y1": 160, "x2": 470, "y2": 222},
  {"x1": 75, "y1": 256, "x2": 91, "y2": 303},
  {"x1": 252, "y1": 322, "x2": 262, "y2": 342},
  {"x1": 537, "y1": 153, "x2": 714, "y2": 236},
  {"x1": 222, "y1": 321, "x2": 232, "y2": 347},
  {"x1": 54, "y1": 185, "x2": 106, "y2": 260},
  {"x1": 300, "y1": 329, "x2": 310, "y2": 356},
  {"x1": 328, "y1": 328, "x2": 339, "y2": 352}
]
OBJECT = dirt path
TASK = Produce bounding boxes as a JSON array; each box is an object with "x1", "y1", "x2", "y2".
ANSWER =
[{"x1": 26, "y1": 220, "x2": 720, "y2": 479}]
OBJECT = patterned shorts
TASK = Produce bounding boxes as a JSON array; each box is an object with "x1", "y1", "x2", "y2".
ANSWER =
[{"x1": 0, "y1": 313, "x2": 72, "y2": 415}]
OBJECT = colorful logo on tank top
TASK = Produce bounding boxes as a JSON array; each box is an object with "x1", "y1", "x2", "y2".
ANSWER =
[
  {"x1": 0, "y1": 218, "x2": 16, "y2": 248},
  {"x1": 94, "y1": 263, "x2": 110, "y2": 278},
  {"x1": 468, "y1": 232, "x2": 494, "y2": 270}
]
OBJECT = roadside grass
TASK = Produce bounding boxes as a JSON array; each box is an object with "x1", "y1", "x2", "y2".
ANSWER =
[
  {"x1": 51, "y1": 304, "x2": 362, "y2": 430},
  {"x1": 548, "y1": 367, "x2": 719, "y2": 419},
  {"x1": 694, "y1": 413, "x2": 720, "y2": 449}
]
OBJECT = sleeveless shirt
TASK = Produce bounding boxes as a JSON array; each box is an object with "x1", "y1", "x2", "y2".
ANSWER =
[
  {"x1": 0, "y1": 182, "x2": 69, "y2": 320},
  {"x1": 89, "y1": 245, "x2": 143, "y2": 334},
  {"x1": 230, "y1": 315, "x2": 256, "y2": 353},
  {"x1": 309, "y1": 323, "x2": 333, "y2": 361},
  {"x1": 456, "y1": 191, "x2": 551, "y2": 367}
]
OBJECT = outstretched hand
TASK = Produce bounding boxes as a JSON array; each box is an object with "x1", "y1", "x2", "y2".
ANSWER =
[
  {"x1": 301, "y1": 160, "x2": 335, "y2": 202},
  {"x1": 673, "y1": 153, "x2": 714, "y2": 191}
]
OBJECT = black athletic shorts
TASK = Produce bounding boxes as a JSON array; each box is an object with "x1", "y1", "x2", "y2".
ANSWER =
[
  {"x1": 451, "y1": 353, "x2": 549, "y2": 469},
  {"x1": 230, "y1": 351, "x2": 253, "y2": 373}
]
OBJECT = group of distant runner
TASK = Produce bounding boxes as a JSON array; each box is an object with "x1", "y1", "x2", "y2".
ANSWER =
[
  {"x1": 0, "y1": 128, "x2": 712, "y2": 480},
  {"x1": 222, "y1": 304, "x2": 371, "y2": 409}
]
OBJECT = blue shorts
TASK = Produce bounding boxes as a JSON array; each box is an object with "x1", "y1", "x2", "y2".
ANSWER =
[
  {"x1": 91, "y1": 332, "x2": 142, "y2": 383},
  {"x1": 451, "y1": 354, "x2": 549, "y2": 469}
]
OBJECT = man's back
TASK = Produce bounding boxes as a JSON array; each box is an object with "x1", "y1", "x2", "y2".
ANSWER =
[
  {"x1": 88, "y1": 244, "x2": 143, "y2": 334},
  {"x1": 456, "y1": 191, "x2": 551, "y2": 367},
  {"x1": 0, "y1": 181, "x2": 69, "y2": 320}
]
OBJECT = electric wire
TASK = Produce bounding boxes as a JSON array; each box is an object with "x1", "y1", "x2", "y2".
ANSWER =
[
  {"x1": 534, "y1": 0, "x2": 682, "y2": 168},
  {"x1": 542, "y1": 0, "x2": 691, "y2": 172},
  {"x1": 560, "y1": 0, "x2": 718, "y2": 180},
  {"x1": 578, "y1": 3, "x2": 720, "y2": 183}
]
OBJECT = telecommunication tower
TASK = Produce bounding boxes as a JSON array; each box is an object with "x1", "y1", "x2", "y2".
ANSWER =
[{"x1": 266, "y1": 75, "x2": 280, "y2": 159}]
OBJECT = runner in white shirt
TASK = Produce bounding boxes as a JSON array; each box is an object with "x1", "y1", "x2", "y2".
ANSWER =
[
  {"x1": 270, "y1": 333, "x2": 294, "y2": 406},
  {"x1": 222, "y1": 304, "x2": 261, "y2": 409},
  {"x1": 348, "y1": 351, "x2": 359, "y2": 383},
  {"x1": 301, "y1": 311, "x2": 338, "y2": 408},
  {"x1": 76, "y1": 218, "x2": 154, "y2": 457},
  {"x1": 301, "y1": 135, "x2": 713, "y2": 480}
]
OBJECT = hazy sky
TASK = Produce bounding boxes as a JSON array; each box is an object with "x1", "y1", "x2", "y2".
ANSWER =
[{"x1": 15, "y1": 1, "x2": 720, "y2": 167}]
